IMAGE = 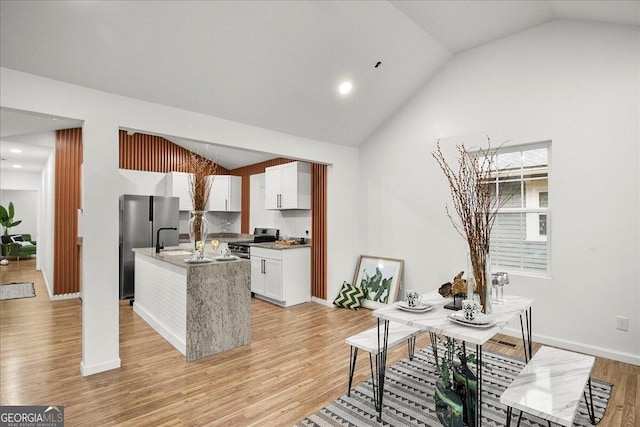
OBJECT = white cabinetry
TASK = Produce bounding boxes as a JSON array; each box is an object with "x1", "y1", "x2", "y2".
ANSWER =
[
  {"x1": 206, "y1": 175, "x2": 241, "y2": 212},
  {"x1": 250, "y1": 246, "x2": 310, "y2": 307},
  {"x1": 166, "y1": 172, "x2": 193, "y2": 211},
  {"x1": 265, "y1": 162, "x2": 311, "y2": 210}
]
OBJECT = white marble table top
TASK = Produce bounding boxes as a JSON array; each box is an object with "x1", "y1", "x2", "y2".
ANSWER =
[
  {"x1": 345, "y1": 323, "x2": 422, "y2": 354},
  {"x1": 500, "y1": 346, "x2": 595, "y2": 427},
  {"x1": 373, "y1": 291, "x2": 534, "y2": 346}
]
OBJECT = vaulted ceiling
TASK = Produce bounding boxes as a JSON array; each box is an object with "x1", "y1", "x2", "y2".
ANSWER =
[{"x1": 1, "y1": 1, "x2": 638, "y2": 168}]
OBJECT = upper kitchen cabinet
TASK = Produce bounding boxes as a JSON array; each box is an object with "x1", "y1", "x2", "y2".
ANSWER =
[
  {"x1": 206, "y1": 175, "x2": 241, "y2": 212},
  {"x1": 166, "y1": 171, "x2": 193, "y2": 211},
  {"x1": 265, "y1": 162, "x2": 311, "y2": 210}
]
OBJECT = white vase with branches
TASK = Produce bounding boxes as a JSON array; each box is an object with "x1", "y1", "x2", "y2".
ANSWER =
[
  {"x1": 186, "y1": 152, "x2": 217, "y2": 251},
  {"x1": 432, "y1": 139, "x2": 504, "y2": 314}
]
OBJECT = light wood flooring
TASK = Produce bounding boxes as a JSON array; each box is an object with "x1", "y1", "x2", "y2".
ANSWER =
[{"x1": 1, "y1": 259, "x2": 637, "y2": 426}]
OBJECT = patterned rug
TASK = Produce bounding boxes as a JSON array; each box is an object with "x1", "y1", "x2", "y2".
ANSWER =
[
  {"x1": 296, "y1": 346, "x2": 612, "y2": 426},
  {"x1": 0, "y1": 282, "x2": 36, "y2": 300}
]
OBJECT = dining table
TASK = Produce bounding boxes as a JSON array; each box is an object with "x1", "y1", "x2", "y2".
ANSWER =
[{"x1": 372, "y1": 291, "x2": 534, "y2": 424}]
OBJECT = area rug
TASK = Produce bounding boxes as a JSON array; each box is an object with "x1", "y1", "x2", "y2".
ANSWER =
[
  {"x1": 296, "y1": 347, "x2": 612, "y2": 426},
  {"x1": 0, "y1": 282, "x2": 36, "y2": 300}
]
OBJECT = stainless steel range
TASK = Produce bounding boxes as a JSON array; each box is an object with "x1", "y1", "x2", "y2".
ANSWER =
[{"x1": 228, "y1": 227, "x2": 279, "y2": 259}]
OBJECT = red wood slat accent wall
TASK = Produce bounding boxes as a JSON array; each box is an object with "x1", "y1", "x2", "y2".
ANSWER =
[
  {"x1": 311, "y1": 164, "x2": 327, "y2": 299},
  {"x1": 54, "y1": 129, "x2": 82, "y2": 295},
  {"x1": 118, "y1": 130, "x2": 230, "y2": 174}
]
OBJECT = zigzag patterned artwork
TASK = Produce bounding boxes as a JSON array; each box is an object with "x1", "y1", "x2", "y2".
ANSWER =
[{"x1": 296, "y1": 347, "x2": 612, "y2": 426}]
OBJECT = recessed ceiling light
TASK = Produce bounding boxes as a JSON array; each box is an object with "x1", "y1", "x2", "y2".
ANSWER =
[
  {"x1": 10, "y1": 148, "x2": 22, "y2": 153},
  {"x1": 338, "y1": 81, "x2": 353, "y2": 96},
  {"x1": 12, "y1": 164, "x2": 22, "y2": 169}
]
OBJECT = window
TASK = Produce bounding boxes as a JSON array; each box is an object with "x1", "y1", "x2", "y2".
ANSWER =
[{"x1": 481, "y1": 143, "x2": 550, "y2": 276}]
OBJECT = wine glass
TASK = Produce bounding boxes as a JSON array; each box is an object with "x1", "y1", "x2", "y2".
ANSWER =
[
  {"x1": 210, "y1": 240, "x2": 219, "y2": 253},
  {"x1": 195, "y1": 240, "x2": 205, "y2": 259},
  {"x1": 493, "y1": 272, "x2": 509, "y2": 304}
]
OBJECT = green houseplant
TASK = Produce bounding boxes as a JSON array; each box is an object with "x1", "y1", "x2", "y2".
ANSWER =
[
  {"x1": 0, "y1": 202, "x2": 22, "y2": 260},
  {"x1": 0, "y1": 202, "x2": 22, "y2": 236},
  {"x1": 435, "y1": 337, "x2": 480, "y2": 427}
]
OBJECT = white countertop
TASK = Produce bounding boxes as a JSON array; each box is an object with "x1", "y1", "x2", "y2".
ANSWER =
[{"x1": 133, "y1": 247, "x2": 250, "y2": 268}]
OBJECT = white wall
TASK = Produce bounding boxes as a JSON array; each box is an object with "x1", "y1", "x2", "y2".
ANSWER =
[
  {"x1": 118, "y1": 169, "x2": 168, "y2": 196},
  {"x1": 0, "y1": 66, "x2": 360, "y2": 375},
  {"x1": 0, "y1": 169, "x2": 41, "y2": 190},
  {"x1": 249, "y1": 173, "x2": 312, "y2": 239},
  {"x1": 360, "y1": 20, "x2": 639, "y2": 364},
  {"x1": 41, "y1": 150, "x2": 55, "y2": 292}
]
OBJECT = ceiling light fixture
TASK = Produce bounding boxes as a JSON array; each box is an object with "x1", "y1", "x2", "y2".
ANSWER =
[
  {"x1": 338, "y1": 81, "x2": 353, "y2": 96},
  {"x1": 12, "y1": 164, "x2": 22, "y2": 169},
  {"x1": 10, "y1": 148, "x2": 22, "y2": 153}
]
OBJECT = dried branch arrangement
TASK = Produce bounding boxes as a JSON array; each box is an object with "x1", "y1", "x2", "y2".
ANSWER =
[
  {"x1": 432, "y1": 139, "x2": 502, "y2": 312},
  {"x1": 186, "y1": 152, "x2": 218, "y2": 211}
]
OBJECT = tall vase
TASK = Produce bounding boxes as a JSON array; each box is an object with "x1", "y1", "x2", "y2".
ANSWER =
[
  {"x1": 484, "y1": 252, "x2": 493, "y2": 314},
  {"x1": 468, "y1": 250, "x2": 492, "y2": 314},
  {"x1": 466, "y1": 253, "x2": 475, "y2": 300},
  {"x1": 188, "y1": 210, "x2": 209, "y2": 251}
]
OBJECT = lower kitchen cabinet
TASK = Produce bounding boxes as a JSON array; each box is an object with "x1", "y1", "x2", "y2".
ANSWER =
[{"x1": 250, "y1": 246, "x2": 310, "y2": 307}]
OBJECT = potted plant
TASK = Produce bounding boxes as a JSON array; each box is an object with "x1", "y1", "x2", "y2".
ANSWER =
[
  {"x1": 435, "y1": 354, "x2": 464, "y2": 427},
  {"x1": 452, "y1": 346, "x2": 478, "y2": 427},
  {"x1": 0, "y1": 202, "x2": 22, "y2": 263},
  {"x1": 0, "y1": 202, "x2": 22, "y2": 236},
  {"x1": 434, "y1": 337, "x2": 482, "y2": 427}
]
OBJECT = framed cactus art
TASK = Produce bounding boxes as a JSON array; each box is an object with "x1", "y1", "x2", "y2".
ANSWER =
[{"x1": 352, "y1": 255, "x2": 403, "y2": 309}]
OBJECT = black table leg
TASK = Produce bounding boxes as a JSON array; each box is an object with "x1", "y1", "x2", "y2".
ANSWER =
[
  {"x1": 476, "y1": 344, "x2": 483, "y2": 427},
  {"x1": 375, "y1": 318, "x2": 389, "y2": 422},
  {"x1": 429, "y1": 331, "x2": 439, "y2": 365},
  {"x1": 584, "y1": 376, "x2": 596, "y2": 424},
  {"x1": 519, "y1": 307, "x2": 533, "y2": 362}
]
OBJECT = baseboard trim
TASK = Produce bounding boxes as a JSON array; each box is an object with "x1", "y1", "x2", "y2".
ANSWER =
[
  {"x1": 133, "y1": 302, "x2": 186, "y2": 356},
  {"x1": 43, "y1": 273, "x2": 53, "y2": 299},
  {"x1": 311, "y1": 297, "x2": 335, "y2": 308},
  {"x1": 500, "y1": 326, "x2": 640, "y2": 366},
  {"x1": 80, "y1": 358, "x2": 121, "y2": 376},
  {"x1": 50, "y1": 292, "x2": 80, "y2": 301}
]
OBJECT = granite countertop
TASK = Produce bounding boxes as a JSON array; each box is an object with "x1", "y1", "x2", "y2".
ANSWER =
[
  {"x1": 249, "y1": 242, "x2": 311, "y2": 250},
  {"x1": 133, "y1": 247, "x2": 250, "y2": 268},
  {"x1": 179, "y1": 233, "x2": 253, "y2": 244}
]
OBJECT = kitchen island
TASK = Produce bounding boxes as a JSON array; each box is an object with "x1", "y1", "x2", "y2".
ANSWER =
[{"x1": 132, "y1": 248, "x2": 251, "y2": 362}]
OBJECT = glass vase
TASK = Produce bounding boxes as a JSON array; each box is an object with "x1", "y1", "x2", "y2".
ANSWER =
[
  {"x1": 484, "y1": 252, "x2": 492, "y2": 314},
  {"x1": 466, "y1": 253, "x2": 475, "y2": 300},
  {"x1": 188, "y1": 210, "x2": 209, "y2": 251}
]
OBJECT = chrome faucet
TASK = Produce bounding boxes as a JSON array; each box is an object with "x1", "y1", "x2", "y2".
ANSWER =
[{"x1": 156, "y1": 227, "x2": 177, "y2": 253}]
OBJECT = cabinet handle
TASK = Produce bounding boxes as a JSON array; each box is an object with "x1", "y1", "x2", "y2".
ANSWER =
[
  {"x1": 262, "y1": 259, "x2": 265, "y2": 274},
  {"x1": 225, "y1": 199, "x2": 228, "y2": 211}
]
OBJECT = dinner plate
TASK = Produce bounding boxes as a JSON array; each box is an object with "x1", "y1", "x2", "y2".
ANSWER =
[
  {"x1": 448, "y1": 313, "x2": 496, "y2": 328},
  {"x1": 184, "y1": 257, "x2": 213, "y2": 264},
  {"x1": 394, "y1": 301, "x2": 434, "y2": 313},
  {"x1": 214, "y1": 255, "x2": 239, "y2": 261},
  {"x1": 449, "y1": 311, "x2": 492, "y2": 325}
]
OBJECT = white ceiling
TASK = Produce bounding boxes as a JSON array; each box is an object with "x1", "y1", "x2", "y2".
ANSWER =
[
  {"x1": 1, "y1": 1, "x2": 638, "y2": 170},
  {"x1": 0, "y1": 110, "x2": 82, "y2": 173}
]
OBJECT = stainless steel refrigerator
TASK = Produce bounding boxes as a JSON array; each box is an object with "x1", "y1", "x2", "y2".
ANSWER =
[{"x1": 119, "y1": 195, "x2": 179, "y2": 300}]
